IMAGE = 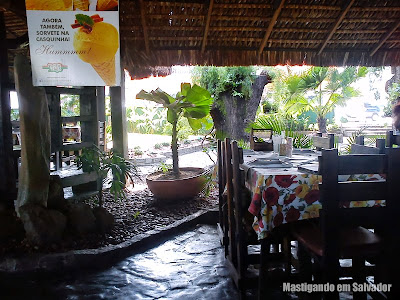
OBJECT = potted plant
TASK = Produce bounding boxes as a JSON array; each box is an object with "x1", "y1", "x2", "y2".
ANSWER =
[
  {"x1": 76, "y1": 145, "x2": 140, "y2": 207},
  {"x1": 136, "y1": 83, "x2": 213, "y2": 200}
]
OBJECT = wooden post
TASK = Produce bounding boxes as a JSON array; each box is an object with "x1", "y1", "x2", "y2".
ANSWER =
[
  {"x1": 110, "y1": 70, "x2": 127, "y2": 158},
  {"x1": 47, "y1": 90, "x2": 62, "y2": 170},
  {"x1": 96, "y1": 87, "x2": 106, "y2": 150},
  {"x1": 0, "y1": 12, "x2": 16, "y2": 206},
  {"x1": 80, "y1": 87, "x2": 98, "y2": 145}
]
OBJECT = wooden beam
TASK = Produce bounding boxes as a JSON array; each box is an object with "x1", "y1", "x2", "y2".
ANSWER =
[
  {"x1": 201, "y1": 0, "x2": 214, "y2": 53},
  {"x1": 370, "y1": 19, "x2": 400, "y2": 57},
  {"x1": 138, "y1": 0, "x2": 150, "y2": 54},
  {"x1": 6, "y1": 32, "x2": 28, "y2": 49},
  {"x1": 258, "y1": 0, "x2": 285, "y2": 55},
  {"x1": 318, "y1": 0, "x2": 355, "y2": 55}
]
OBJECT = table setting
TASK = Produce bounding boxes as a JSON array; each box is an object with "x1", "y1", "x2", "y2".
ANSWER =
[{"x1": 242, "y1": 148, "x2": 385, "y2": 240}]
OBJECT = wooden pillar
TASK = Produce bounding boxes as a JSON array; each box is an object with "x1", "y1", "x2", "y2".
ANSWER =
[
  {"x1": 110, "y1": 70, "x2": 127, "y2": 157},
  {"x1": 0, "y1": 12, "x2": 16, "y2": 206},
  {"x1": 96, "y1": 87, "x2": 106, "y2": 150},
  {"x1": 80, "y1": 87, "x2": 98, "y2": 145}
]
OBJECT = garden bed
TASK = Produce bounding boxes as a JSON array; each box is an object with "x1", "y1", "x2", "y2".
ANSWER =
[{"x1": 0, "y1": 188, "x2": 218, "y2": 257}]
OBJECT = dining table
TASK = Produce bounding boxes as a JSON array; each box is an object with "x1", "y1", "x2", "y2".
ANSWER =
[{"x1": 242, "y1": 149, "x2": 386, "y2": 240}]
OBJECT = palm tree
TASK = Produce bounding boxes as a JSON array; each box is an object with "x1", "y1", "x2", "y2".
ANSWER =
[{"x1": 282, "y1": 66, "x2": 368, "y2": 132}]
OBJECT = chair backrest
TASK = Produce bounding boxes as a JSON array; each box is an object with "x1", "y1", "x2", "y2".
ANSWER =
[
  {"x1": 386, "y1": 130, "x2": 400, "y2": 147},
  {"x1": 230, "y1": 140, "x2": 248, "y2": 277},
  {"x1": 350, "y1": 136, "x2": 385, "y2": 154},
  {"x1": 319, "y1": 148, "x2": 400, "y2": 231},
  {"x1": 223, "y1": 138, "x2": 238, "y2": 265},
  {"x1": 217, "y1": 139, "x2": 226, "y2": 202},
  {"x1": 313, "y1": 133, "x2": 334, "y2": 151}
]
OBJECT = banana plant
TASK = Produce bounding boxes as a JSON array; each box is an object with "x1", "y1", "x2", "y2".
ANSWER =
[{"x1": 137, "y1": 83, "x2": 213, "y2": 175}]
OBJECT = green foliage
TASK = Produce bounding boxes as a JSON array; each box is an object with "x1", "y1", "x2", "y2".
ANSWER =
[
  {"x1": 10, "y1": 109, "x2": 19, "y2": 121},
  {"x1": 237, "y1": 140, "x2": 250, "y2": 149},
  {"x1": 365, "y1": 134, "x2": 386, "y2": 147},
  {"x1": 76, "y1": 145, "x2": 140, "y2": 204},
  {"x1": 251, "y1": 114, "x2": 313, "y2": 148},
  {"x1": 126, "y1": 106, "x2": 167, "y2": 134},
  {"x1": 132, "y1": 211, "x2": 141, "y2": 219},
  {"x1": 158, "y1": 162, "x2": 172, "y2": 173},
  {"x1": 265, "y1": 66, "x2": 368, "y2": 132},
  {"x1": 342, "y1": 127, "x2": 366, "y2": 154},
  {"x1": 60, "y1": 94, "x2": 80, "y2": 117},
  {"x1": 384, "y1": 82, "x2": 400, "y2": 117},
  {"x1": 192, "y1": 66, "x2": 256, "y2": 101},
  {"x1": 154, "y1": 143, "x2": 163, "y2": 150},
  {"x1": 137, "y1": 83, "x2": 213, "y2": 173},
  {"x1": 133, "y1": 146, "x2": 143, "y2": 156},
  {"x1": 198, "y1": 167, "x2": 214, "y2": 198}
]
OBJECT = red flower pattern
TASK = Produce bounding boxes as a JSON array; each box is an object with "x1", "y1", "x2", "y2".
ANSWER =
[
  {"x1": 263, "y1": 187, "x2": 279, "y2": 207},
  {"x1": 275, "y1": 175, "x2": 297, "y2": 188},
  {"x1": 304, "y1": 189, "x2": 320, "y2": 204},
  {"x1": 284, "y1": 193, "x2": 296, "y2": 204},
  {"x1": 285, "y1": 207, "x2": 300, "y2": 222}
]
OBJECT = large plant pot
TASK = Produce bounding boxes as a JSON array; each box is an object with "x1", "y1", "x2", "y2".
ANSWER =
[{"x1": 146, "y1": 167, "x2": 207, "y2": 201}]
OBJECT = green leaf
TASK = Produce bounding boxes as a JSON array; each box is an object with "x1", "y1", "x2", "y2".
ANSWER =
[
  {"x1": 167, "y1": 108, "x2": 177, "y2": 124},
  {"x1": 180, "y1": 83, "x2": 191, "y2": 96},
  {"x1": 75, "y1": 14, "x2": 94, "y2": 26},
  {"x1": 136, "y1": 89, "x2": 173, "y2": 105},
  {"x1": 185, "y1": 84, "x2": 213, "y2": 106},
  {"x1": 187, "y1": 117, "x2": 202, "y2": 131}
]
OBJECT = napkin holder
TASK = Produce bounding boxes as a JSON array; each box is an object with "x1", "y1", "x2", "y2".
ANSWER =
[{"x1": 250, "y1": 128, "x2": 273, "y2": 151}]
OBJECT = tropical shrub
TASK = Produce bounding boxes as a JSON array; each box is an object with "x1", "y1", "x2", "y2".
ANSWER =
[{"x1": 137, "y1": 83, "x2": 213, "y2": 174}]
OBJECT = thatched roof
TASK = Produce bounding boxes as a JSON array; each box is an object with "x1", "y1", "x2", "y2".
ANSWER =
[{"x1": 3, "y1": 0, "x2": 400, "y2": 79}]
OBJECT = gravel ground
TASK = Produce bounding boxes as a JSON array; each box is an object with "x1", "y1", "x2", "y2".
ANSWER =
[
  {"x1": 1, "y1": 187, "x2": 218, "y2": 257},
  {"x1": 2, "y1": 151, "x2": 218, "y2": 257}
]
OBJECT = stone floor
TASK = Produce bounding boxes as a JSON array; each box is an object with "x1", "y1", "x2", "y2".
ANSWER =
[{"x1": 1, "y1": 225, "x2": 246, "y2": 300}]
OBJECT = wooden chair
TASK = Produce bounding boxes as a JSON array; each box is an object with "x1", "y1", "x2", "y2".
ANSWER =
[
  {"x1": 312, "y1": 132, "x2": 335, "y2": 151},
  {"x1": 351, "y1": 136, "x2": 385, "y2": 154},
  {"x1": 294, "y1": 148, "x2": 400, "y2": 299},
  {"x1": 217, "y1": 139, "x2": 229, "y2": 256},
  {"x1": 386, "y1": 130, "x2": 400, "y2": 147},
  {"x1": 228, "y1": 140, "x2": 292, "y2": 299}
]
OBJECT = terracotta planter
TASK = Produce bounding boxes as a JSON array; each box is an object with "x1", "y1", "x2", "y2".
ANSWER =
[{"x1": 146, "y1": 167, "x2": 207, "y2": 201}]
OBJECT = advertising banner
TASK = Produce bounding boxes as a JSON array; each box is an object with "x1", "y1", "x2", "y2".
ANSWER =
[{"x1": 25, "y1": 0, "x2": 120, "y2": 86}]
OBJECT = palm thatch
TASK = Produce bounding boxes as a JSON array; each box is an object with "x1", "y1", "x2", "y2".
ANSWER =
[{"x1": 3, "y1": 0, "x2": 400, "y2": 79}]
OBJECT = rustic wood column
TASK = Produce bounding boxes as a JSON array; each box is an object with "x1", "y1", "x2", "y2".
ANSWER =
[
  {"x1": 0, "y1": 12, "x2": 16, "y2": 206},
  {"x1": 110, "y1": 70, "x2": 127, "y2": 158}
]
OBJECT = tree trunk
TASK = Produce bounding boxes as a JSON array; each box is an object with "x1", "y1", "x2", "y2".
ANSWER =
[
  {"x1": 210, "y1": 74, "x2": 269, "y2": 140},
  {"x1": 171, "y1": 121, "x2": 179, "y2": 175},
  {"x1": 14, "y1": 55, "x2": 51, "y2": 216},
  {"x1": 318, "y1": 116, "x2": 327, "y2": 133}
]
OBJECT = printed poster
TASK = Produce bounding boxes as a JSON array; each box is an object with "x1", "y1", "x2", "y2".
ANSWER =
[{"x1": 25, "y1": 0, "x2": 120, "y2": 86}]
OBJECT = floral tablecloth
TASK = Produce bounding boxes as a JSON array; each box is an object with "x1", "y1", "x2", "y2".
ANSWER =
[{"x1": 246, "y1": 167, "x2": 385, "y2": 240}]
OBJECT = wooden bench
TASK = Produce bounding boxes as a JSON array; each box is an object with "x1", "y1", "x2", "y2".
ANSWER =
[{"x1": 51, "y1": 167, "x2": 100, "y2": 201}]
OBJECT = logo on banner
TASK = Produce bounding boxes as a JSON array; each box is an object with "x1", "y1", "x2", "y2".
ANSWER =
[{"x1": 42, "y1": 63, "x2": 68, "y2": 73}]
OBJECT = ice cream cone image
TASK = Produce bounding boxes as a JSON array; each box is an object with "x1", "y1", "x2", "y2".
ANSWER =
[
  {"x1": 96, "y1": 0, "x2": 118, "y2": 11},
  {"x1": 26, "y1": 0, "x2": 71, "y2": 10},
  {"x1": 91, "y1": 56, "x2": 115, "y2": 86},
  {"x1": 74, "y1": 0, "x2": 89, "y2": 11},
  {"x1": 72, "y1": 14, "x2": 119, "y2": 86}
]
